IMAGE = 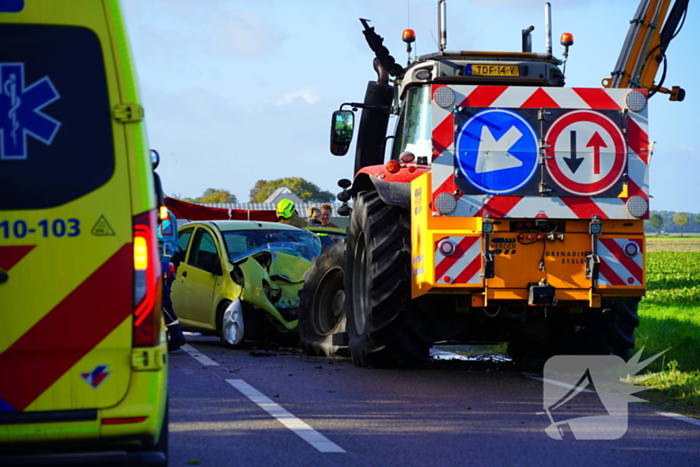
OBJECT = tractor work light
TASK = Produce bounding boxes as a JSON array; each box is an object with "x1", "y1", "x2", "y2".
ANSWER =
[
  {"x1": 435, "y1": 192, "x2": 457, "y2": 214},
  {"x1": 434, "y1": 86, "x2": 455, "y2": 108},
  {"x1": 483, "y1": 220, "x2": 495, "y2": 234},
  {"x1": 625, "y1": 90, "x2": 647, "y2": 112},
  {"x1": 626, "y1": 195, "x2": 648, "y2": 218}
]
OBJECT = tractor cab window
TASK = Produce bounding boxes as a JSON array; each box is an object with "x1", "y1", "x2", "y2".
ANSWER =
[{"x1": 391, "y1": 85, "x2": 432, "y2": 161}]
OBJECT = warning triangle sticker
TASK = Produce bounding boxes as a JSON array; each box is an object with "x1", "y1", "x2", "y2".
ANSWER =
[{"x1": 91, "y1": 216, "x2": 115, "y2": 236}]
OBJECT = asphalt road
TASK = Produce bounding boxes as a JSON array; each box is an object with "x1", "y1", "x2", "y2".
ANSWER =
[{"x1": 167, "y1": 335, "x2": 700, "y2": 467}]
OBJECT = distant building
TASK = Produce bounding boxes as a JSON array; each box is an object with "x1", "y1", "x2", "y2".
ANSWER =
[{"x1": 264, "y1": 187, "x2": 302, "y2": 206}]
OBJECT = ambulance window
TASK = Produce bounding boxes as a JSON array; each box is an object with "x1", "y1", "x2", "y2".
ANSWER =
[
  {"x1": 178, "y1": 228, "x2": 194, "y2": 261},
  {"x1": 190, "y1": 229, "x2": 219, "y2": 271},
  {"x1": 0, "y1": 25, "x2": 114, "y2": 210}
]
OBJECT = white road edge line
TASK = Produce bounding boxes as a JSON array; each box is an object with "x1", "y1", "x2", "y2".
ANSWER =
[
  {"x1": 654, "y1": 411, "x2": 700, "y2": 426},
  {"x1": 227, "y1": 378, "x2": 346, "y2": 454},
  {"x1": 526, "y1": 375, "x2": 700, "y2": 427},
  {"x1": 180, "y1": 344, "x2": 219, "y2": 366}
]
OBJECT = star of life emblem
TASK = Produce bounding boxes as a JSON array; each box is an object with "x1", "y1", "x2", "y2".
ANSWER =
[{"x1": 0, "y1": 62, "x2": 61, "y2": 160}]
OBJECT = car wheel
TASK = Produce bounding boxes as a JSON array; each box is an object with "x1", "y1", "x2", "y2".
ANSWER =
[
  {"x1": 298, "y1": 241, "x2": 347, "y2": 357},
  {"x1": 218, "y1": 299, "x2": 246, "y2": 348}
]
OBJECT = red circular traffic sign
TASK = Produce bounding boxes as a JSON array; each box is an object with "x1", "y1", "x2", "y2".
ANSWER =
[{"x1": 545, "y1": 110, "x2": 626, "y2": 196}]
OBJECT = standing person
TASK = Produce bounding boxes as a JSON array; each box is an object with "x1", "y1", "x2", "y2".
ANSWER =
[
  {"x1": 276, "y1": 199, "x2": 307, "y2": 228},
  {"x1": 158, "y1": 207, "x2": 187, "y2": 352},
  {"x1": 320, "y1": 203, "x2": 340, "y2": 228},
  {"x1": 307, "y1": 205, "x2": 322, "y2": 226}
]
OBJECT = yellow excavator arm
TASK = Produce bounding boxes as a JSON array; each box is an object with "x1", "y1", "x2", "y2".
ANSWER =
[{"x1": 603, "y1": 0, "x2": 689, "y2": 101}]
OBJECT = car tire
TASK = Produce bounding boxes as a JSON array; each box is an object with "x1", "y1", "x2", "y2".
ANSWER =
[
  {"x1": 298, "y1": 241, "x2": 347, "y2": 357},
  {"x1": 344, "y1": 190, "x2": 432, "y2": 368},
  {"x1": 218, "y1": 299, "x2": 246, "y2": 348}
]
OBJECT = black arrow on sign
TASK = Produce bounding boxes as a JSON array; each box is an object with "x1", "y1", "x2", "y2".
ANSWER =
[{"x1": 563, "y1": 130, "x2": 584, "y2": 173}]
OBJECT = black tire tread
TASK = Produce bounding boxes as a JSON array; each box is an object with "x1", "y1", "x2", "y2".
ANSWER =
[
  {"x1": 345, "y1": 191, "x2": 432, "y2": 368},
  {"x1": 298, "y1": 241, "x2": 347, "y2": 357}
]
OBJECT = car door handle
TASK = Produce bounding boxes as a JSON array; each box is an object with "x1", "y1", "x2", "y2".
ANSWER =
[{"x1": 181, "y1": 271, "x2": 187, "y2": 278}]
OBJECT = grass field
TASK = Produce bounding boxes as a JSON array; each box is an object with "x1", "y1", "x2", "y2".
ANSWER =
[{"x1": 636, "y1": 236, "x2": 700, "y2": 412}]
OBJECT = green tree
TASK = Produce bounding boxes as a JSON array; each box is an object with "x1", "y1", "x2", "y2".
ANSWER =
[
  {"x1": 249, "y1": 177, "x2": 335, "y2": 203},
  {"x1": 648, "y1": 212, "x2": 664, "y2": 235},
  {"x1": 196, "y1": 188, "x2": 237, "y2": 204},
  {"x1": 696, "y1": 213, "x2": 700, "y2": 232},
  {"x1": 168, "y1": 193, "x2": 195, "y2": 203},
  {"x1": 672, "y1": 212, "x2": 689, "y2": 236}
]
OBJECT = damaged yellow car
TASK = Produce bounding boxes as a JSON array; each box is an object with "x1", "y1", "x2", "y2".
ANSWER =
[{"x1": 171, "y1": 220, "x2": 321, "y2": 347}]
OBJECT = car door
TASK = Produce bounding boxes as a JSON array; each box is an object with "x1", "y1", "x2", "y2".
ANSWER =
[
  {"x1": 174, "y1": 226, "x2": 219, "y2": 329},
  {"x1": 170, "y1": 225, "x2": 194, "y2": 321}
]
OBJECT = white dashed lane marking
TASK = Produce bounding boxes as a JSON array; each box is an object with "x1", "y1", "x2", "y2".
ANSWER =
[
  {"x1": 180, "y1": 343, "x2": 346, "y2": 453},
  {"x1": 227, "y1": 379, "x2": 346, "y2": 453},
  {"x1": 180, "y1": 344, "x2": 219, "y2": 366}
]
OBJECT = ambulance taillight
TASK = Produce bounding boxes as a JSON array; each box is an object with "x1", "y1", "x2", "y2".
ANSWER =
[{"x1": 133, "y1": 210, "x2": 162, "y2": 347}]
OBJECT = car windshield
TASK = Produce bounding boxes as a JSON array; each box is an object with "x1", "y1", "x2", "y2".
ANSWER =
[{"x1": 222, "y1": 229, "x2": 321, "y2": 263}]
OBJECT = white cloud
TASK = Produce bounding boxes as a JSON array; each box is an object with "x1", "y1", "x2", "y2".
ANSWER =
[{"x1": 275, "y1": 86, "x2": 321, "y2": 106}]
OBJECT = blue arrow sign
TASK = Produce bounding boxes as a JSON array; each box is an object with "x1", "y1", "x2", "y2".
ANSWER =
[
  {"x1": 455, "y1": 108, "x2": 538, "y2": 194},
  {"x1": 0, "y1": 63, "x2": 61, "y2": 160}
]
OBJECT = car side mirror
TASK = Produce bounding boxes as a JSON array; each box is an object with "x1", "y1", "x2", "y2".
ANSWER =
[
  {"x1": 201, "y1": 257, "x2": 223, "y2": 276},
  {"x1": 330, "y1": 110, "x2": 354, "y2": 156}
]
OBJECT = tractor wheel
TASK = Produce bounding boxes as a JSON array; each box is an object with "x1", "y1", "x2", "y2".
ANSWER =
[
  {"x1": 344, "y1": 190, "x2": 432, "y2": 368},
  {"x1": 298, "y1": 241, "x2": 347, "y2": 357},
  {"x1": 568, "y1": 299, "x2": 640, "y2": 361}
]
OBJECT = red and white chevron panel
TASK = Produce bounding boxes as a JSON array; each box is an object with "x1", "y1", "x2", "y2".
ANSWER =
[
  {"x1": 434, "y1": 236, "x2": 482, "y2": 285},
  {"x1": 597, "y1": 237, "x2": 644, "y2": 287},
  {"x1": 430, "y1": 85, "x2": 650, "y2": 220}
]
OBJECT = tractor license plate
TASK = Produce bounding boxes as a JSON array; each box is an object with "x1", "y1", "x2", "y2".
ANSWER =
[{"x1": 466, "y1": 64, "x2": 520, "y2": 77}]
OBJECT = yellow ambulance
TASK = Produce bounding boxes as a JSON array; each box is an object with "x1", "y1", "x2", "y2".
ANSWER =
[{"x1": 0, "y1": 1, "x2": 168, "y2": 464}]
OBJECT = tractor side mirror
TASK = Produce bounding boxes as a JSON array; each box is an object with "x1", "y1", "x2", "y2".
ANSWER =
[{"x1": 330, "y1": 110, "x2": 355, "y2": 156}]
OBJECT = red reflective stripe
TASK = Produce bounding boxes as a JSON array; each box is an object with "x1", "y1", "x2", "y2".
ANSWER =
[
  {"x1": 460, "y1": 85, "x2": 507, "y2": 108},
  {"x1": 431, "y1": 112, "x2": 454, "y2": 158},
  {"x1": 474, "y1": 196, "x2": 522, "y2": 218},
  {"x1": 626, "y1": 176, "x2": 647, "y2": 200},
  {"x1": 573, "y1": 88, "x2": 621, "y2": 110},
  {"x1": 599, "y1": 238, "x2": 643, "y2": 284},
  {"x1": 0, "y1": 245, "x2": 36, "y2": 271},
  {"x1": 0, "y1": 244, "x2": 132, "y2": 411},
  {"x1": 520, "y1": 88, "x2": 560, "y2": 109},
  {"x1": 453, "y1": 255, "x2": 482, "y2": 284},
  {"x1": 599, "y1": 258, "x2": 625, "y2": 286},
  {"x1": 560, "y1": 198, "x2": 610, "y2": 219},
  {"x1": 626, "y1": 116, "x2": 650, "y2": 165},
  {"x1": 435, "y1": 237, "x2": 479, "y2": 280}
]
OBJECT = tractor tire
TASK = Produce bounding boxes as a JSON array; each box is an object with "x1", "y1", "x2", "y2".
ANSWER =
[
  {"x1": 298, "y1": 241, "x2": 347, "y2": 357},
  {"x1": 507, "y1": 300, "x2": 639, "y2": 363},
  {"x1": 568, "y1": 299, "x2": 640, "y2": 361},
  {"x1": 344, "y1": 190, "x2": 432, "y2": 368}
]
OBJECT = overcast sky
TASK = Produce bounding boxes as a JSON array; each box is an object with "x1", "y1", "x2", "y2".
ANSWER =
[{"x1": 121, "y1": 0, "x2": 698, "y2": 213}]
